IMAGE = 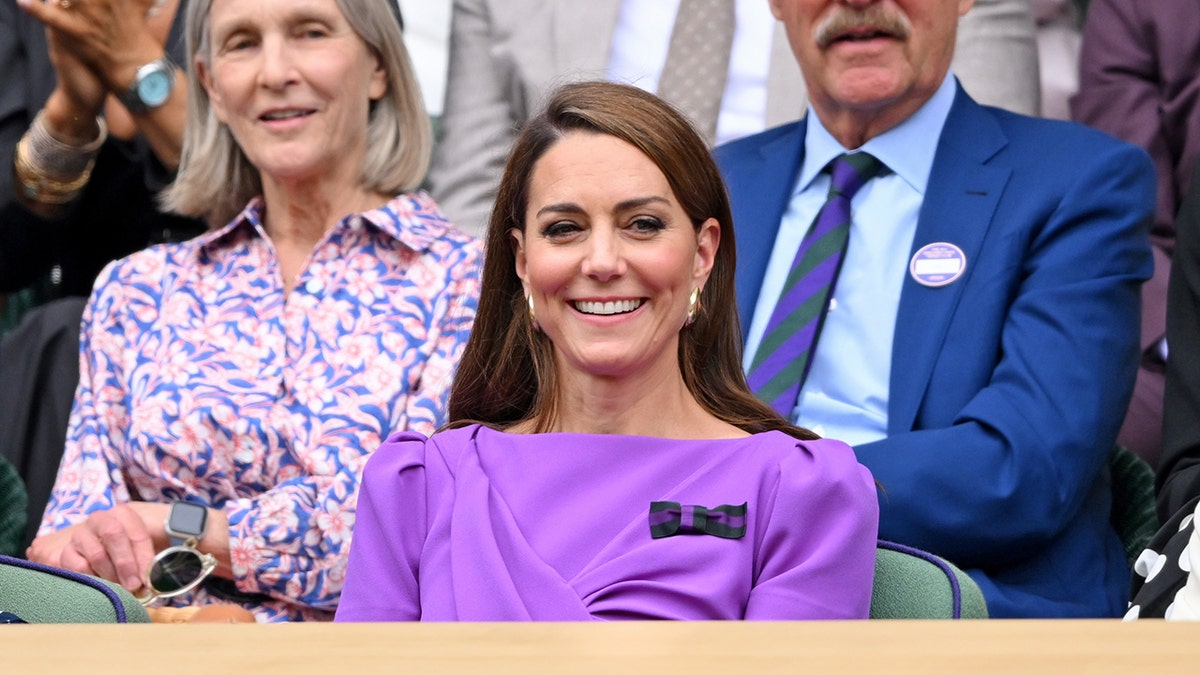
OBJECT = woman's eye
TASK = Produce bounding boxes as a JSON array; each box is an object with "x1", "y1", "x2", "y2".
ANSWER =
[
  {"x1": 542, "y1": 221, "x2": 582, "y2": 239},
  {"x1": 224, "y1": 36, "x2": 256, "y2": 52},
  {"x1": 629, "y1": 217, "x2": 666, "y2": 234},
  {"x1": 297, "y1": 22, "x2": 330, "y2": 39}
]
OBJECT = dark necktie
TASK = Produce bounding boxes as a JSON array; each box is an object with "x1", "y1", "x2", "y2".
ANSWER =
[
  {"x1": 747, "y1": 152, "x2": 885, "y2": 417},
  {"x1": 656, "y1": 0, "x2": 735, "y2": 146}
]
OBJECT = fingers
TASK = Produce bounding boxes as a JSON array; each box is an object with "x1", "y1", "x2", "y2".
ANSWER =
[
  {"x1": 26, "y1": 528, "x2": 71, "y2": 569},
  {"x1": 67, "y1": 517, "x2": 121, "y2": 583},
  {"x1": 93, "y1": 506, "x2": 157, "y2": 591},
  {"x1": 14, "y1": 0, "x2": 74, "y2": 33},
  {"x1": 45, "y1": 508, "x2": 156, "y2": 592},
  {"x1": 26, "y1": 507, "x2": 160, "y2": 594}
]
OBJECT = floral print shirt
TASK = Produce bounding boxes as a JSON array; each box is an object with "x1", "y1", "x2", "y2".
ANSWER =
[{"x1": 39, "y1": 192, "x2": 481, "y2": 621}]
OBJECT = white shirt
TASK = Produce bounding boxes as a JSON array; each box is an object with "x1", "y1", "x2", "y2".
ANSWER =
[{"x1": 606, "y1": 0, "x2": 776, "y2": 144}]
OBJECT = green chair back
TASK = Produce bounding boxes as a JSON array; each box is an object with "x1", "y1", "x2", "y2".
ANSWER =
[
  {"x1": 0, "y1": 555, "x2": 150, "y2": 623},
  {"x1": 871, "y1": 540, "x2": 989, "y2": 619}
]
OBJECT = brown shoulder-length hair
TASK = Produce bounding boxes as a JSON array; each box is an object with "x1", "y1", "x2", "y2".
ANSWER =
[{"x1": 447, "y1": 81, "x2": 815, "y2": 441}]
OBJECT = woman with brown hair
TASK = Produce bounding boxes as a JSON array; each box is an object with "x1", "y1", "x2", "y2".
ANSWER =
[{"x1": 337, "y1": 81, "x2": 877, "y2": 621}]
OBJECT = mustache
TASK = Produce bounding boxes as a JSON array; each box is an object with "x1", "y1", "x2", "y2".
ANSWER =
[{"x1": 814, "y1": 5, "x2": 913, "y2": 48}]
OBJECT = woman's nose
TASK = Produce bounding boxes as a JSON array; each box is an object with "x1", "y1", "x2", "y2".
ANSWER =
[
  {"x1": 257, "y1": 38, "x2": 296, "y2": 90},
  {"x1": 580, "y1": 229, "x2": 627, "y2": 282}
]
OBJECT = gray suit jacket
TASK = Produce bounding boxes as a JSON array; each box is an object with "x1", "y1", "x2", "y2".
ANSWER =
[{"x1": 428, "y1": 0, "x2": 1040, "y2": 237}]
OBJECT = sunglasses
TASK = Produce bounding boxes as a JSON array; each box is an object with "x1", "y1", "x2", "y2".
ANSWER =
[{"x1": 138, "y1": 539, "x2": 217, "y2": 606}]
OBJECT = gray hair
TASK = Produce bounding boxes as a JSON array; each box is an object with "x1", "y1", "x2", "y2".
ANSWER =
[{"x1": 162, "y1": 0, "x2": 431, "y2": 227}]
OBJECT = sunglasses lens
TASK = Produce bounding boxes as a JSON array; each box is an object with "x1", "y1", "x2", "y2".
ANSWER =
[{"x1": 150, "y1": 550, "x2": 203, "y2": 594}]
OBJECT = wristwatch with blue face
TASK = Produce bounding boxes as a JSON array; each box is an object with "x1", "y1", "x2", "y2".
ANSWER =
[{"x1": 119, "y1": 56, "x2": 177, "y2": 113}]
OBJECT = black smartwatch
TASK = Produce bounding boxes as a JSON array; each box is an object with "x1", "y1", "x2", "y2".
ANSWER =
[{"x1": 165, "y1": 500, "x2": 208, "y2": 547}]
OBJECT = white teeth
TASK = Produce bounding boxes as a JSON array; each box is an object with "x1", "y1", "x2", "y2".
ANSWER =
[{"x1": 574, "y1": 299, "x2": 643, "y2": 316}]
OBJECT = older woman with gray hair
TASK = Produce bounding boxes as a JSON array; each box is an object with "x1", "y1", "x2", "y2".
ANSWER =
[{"x1": 26, "y1": 0, "x2": 480, "y2": 622}]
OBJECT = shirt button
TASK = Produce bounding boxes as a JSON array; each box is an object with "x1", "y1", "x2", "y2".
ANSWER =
[
  {"x1": 305, "y1": 278, "x2": 324, "y2": 294},
  {"x1": 828, "y1": 298, "x2": 838, "y2": 311}
]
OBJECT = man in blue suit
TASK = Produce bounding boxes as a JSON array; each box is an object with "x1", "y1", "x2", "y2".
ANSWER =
[{"x1": 716, "y1": 0, "x2": 1155, "y2": 617}]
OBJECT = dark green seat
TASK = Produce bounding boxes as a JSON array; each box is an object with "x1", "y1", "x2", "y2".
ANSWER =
[
  {"x1": 1109, "y1": 445, "x2": 1159, "y2": 568},
  {"x1": 0, "y1": 455, "x2": 25, "y2": 557}
]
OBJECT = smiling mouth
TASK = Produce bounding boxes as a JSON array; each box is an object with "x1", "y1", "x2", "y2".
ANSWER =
[
  {"x1": 260, "y1": 109, "x2": 315, "y2": 122},
  {"x1": 573, "y1": 299, "x2": 644, "y2": 316}
]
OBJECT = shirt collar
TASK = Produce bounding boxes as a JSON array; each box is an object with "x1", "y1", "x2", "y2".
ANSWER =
[
  {"x1": 197, "y1": 191, "x2": 457, "y2": 254},
  {"x1": 798, "y1": 72, "x2": 958, "y2": 196}
]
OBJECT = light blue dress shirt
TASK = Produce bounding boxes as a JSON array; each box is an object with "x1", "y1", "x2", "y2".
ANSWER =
[{"x1": 743, "y1": 75, "x2": 958, "y2": 445}]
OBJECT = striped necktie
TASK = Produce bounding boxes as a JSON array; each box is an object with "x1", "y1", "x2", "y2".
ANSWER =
[{"x1": 748, "y1": 152, "x2": 885, "y2": 417}]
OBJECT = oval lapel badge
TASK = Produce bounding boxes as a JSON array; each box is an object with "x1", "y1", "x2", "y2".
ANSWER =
[{"x1": 909, "y1": 242, "x2": 966, "y2": 287}]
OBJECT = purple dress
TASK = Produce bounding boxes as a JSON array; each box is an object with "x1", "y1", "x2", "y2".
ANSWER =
[{"x1": 335, "y1": 424, "x2": 879, "y2": 621}]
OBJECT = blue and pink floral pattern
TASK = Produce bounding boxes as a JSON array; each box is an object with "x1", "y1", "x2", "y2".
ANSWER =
[{"x1": 39, "y1": 192, "x2": 481, "y2": 621}]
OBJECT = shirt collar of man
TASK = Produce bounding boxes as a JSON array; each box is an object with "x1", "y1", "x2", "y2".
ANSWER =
[{"x1": 795, "y1": 72, "x2": 960, "y2": 199}]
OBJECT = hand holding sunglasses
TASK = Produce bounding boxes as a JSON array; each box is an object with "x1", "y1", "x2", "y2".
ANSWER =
[{"x1": 138, "y1": 501, "x2": 217, "y2": 606}]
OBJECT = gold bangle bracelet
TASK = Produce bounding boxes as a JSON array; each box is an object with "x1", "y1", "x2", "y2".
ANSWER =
[{"x1": 14, "y1": 135, "x2": 93, "y2": 205}]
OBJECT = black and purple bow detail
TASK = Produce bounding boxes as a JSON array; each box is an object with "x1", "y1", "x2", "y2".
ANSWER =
[{"x1": 648, "y1": 501, "x2": 747, "y2": 539}]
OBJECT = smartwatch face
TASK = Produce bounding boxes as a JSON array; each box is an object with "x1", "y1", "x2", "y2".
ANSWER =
[
  {"x1": 138, "y1": 68, "x2": 173, "y2": 108},
  {"x1": 168, "y1": 501, "x2": 207, "y2": 537}
]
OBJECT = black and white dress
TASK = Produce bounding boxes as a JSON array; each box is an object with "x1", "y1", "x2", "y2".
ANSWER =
[{"x1": 1127, "y1": 495, "x2": 1200, "y2": 619}]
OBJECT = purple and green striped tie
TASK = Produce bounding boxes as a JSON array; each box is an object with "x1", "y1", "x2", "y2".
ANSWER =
[{"x1": 748, "y1": 152, "x2": 884, "y2": 417}]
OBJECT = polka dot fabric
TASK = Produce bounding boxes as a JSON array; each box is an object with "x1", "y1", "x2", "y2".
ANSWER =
[{"x1": 1127, "y1": 494, "x2": 1200, "y2": 619}]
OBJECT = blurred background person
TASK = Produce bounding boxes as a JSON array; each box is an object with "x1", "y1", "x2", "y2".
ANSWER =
[
  {"x1": 1071, "y1": 0, "x2": 1200, "y2": 467},
  {"x1": 26, "y1": 0, "x2": 480, "y2": 622},
  {"x1": 2, "y1": 0, "x2": 202, "y2": 326}
]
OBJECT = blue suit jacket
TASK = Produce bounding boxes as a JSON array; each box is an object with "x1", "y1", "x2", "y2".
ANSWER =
[{"x1": 715, "y1": 85, "x2": 1155, "y2": 617}]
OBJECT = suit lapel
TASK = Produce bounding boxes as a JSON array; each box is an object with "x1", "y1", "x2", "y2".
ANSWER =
[
  {"x1": 731, "y1": 121, "x2": 808, "y2": 341},
  {"x1": 888, "y1": 86, "x2": 1011, "y2": 433}
]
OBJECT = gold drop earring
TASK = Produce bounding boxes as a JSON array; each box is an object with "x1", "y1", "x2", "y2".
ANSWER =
[
  {"x1": 685, "y1": 287, "x2": 701, "y2": 325},
  {"x1": 528, "y1": 294, "x2": 540, "y2": 331}
]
